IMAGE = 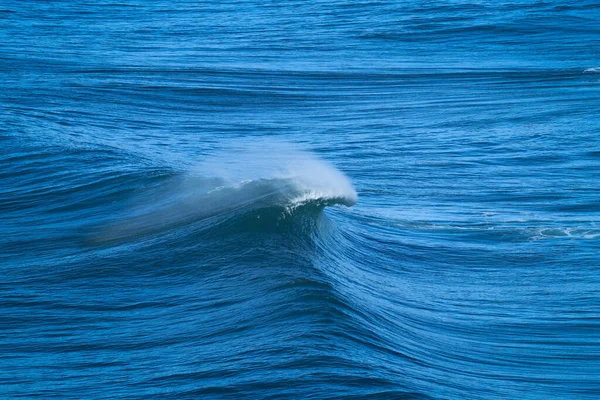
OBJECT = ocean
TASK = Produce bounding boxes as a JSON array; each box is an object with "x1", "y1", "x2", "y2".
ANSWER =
[{"x1": 1, "y1": 1, "x2": 599, "y2": 398}]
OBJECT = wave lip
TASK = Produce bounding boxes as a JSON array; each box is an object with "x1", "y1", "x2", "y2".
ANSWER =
[{"x1": 287, "y1": 167, "x2": 358, "y2": 209}]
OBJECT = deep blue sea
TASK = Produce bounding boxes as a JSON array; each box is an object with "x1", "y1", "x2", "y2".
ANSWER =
[{"x1": 2, "y1": 1, "x2": 600, "y2": 398}]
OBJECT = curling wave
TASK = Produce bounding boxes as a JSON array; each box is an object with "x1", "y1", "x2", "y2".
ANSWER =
[{"x1": 94, "y1": 142, "x2": 357, "y2": 243}]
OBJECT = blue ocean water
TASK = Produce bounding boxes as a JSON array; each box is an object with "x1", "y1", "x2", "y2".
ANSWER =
[{"x1": 2, "y1": 0, "x2": 600, "y2": 398}]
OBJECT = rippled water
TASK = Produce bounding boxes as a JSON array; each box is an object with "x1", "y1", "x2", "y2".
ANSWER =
[{"x1": 2, "y1": 1, "x2": 600, "y2": 398}]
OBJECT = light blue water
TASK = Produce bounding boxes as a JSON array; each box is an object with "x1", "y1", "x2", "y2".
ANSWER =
[{"x1": 2, "y1": 1, "x2": 600, "y2": 398}]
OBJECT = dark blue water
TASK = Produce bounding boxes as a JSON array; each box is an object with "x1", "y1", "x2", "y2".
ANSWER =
[{"x1": 2, "y1": 1, "x2": 600, "y2": 398}]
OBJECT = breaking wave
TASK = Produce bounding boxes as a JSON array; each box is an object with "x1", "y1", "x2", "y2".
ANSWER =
[{"x1": 93, "y1": 141, "x2": 357, "y2": 243}]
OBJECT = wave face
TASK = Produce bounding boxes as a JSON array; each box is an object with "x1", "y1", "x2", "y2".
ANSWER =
[{"x1": 2, "y1": 1, "x2": 600, "y2": 399}]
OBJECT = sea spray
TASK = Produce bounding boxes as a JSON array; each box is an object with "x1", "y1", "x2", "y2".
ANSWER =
[{"x1": 192, "y1": 139, "x2": 358, "y2": 207}]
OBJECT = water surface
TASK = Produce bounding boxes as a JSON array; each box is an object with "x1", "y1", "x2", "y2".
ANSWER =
[{"x1": 2, "y1": 1, "x2": 600, "y2": 398}]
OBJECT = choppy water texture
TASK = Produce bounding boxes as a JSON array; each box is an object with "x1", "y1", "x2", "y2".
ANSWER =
[{"x1": 2, "y1": 1, "x2": 600, "y2": 399}]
